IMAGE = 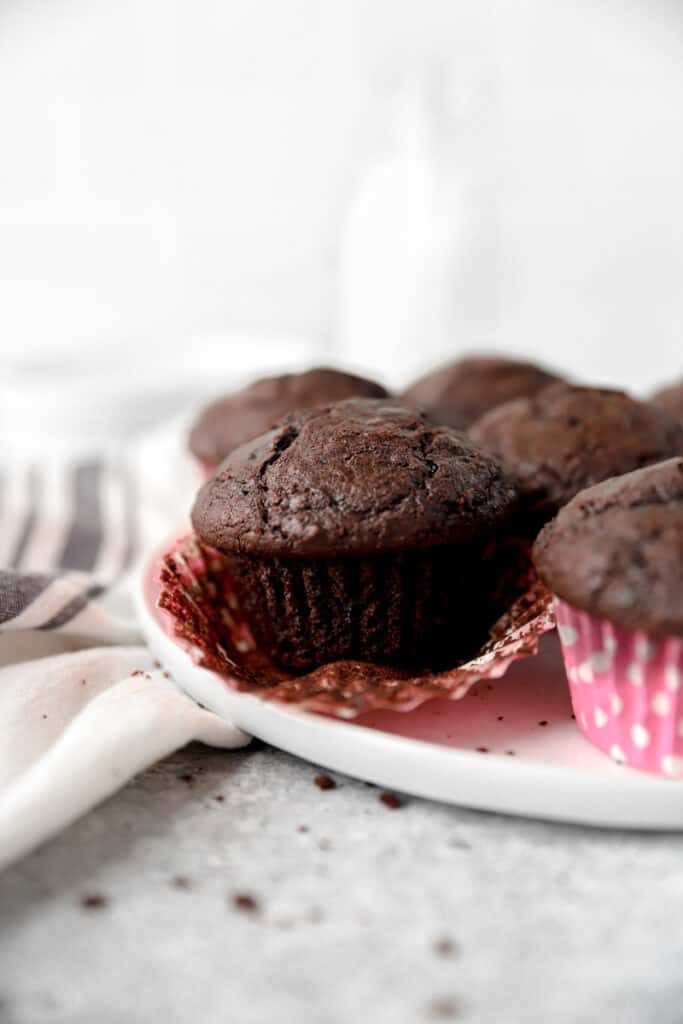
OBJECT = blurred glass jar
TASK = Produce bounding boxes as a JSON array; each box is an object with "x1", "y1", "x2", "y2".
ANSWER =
[{"x1": 337, "y1": 62, "x2": 501, "y2": 389}]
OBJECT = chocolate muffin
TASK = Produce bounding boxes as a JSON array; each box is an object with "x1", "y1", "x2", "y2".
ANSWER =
[
  {"x1": 533, "y1": 458, "x2": 683, "y2": 637},
  {"x1": 189, "y1": 367, "x2": 388, "y2": 468},
  {"x1": 402, "y1": 355, "x2": 564, "y2": 431},
  {"x1": 469, "y1": 383, "x2": 683, "y2": 528},
  {"x1": 191, "y1": 398, "x2": 520, "y2": 671},
  {"x1": 653, "y1": 378, "x2": 683, "y2": 426}
]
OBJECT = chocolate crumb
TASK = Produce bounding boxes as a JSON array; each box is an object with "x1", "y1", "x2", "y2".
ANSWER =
[
  {"x1": 153, "y1": 660, "x2": 161, "y2": 668},
  {"x1": 505, "y1": 750, "x2": 516, "y2": 756},
  {"x1": 497, "y1": 715, "x2": 504, "y2": 721},
  {"x1": 314, "y1": 773, "x2": 336, "y2": 790},
  {"x1": 80, "y1": 893, "x2": 108, "y2": 911},
  {"x1": 449, "y1": 838, "x2": 471, "y2": 850},
  {"x1": 380, "y1": 792, "x2": 402, "y2": 809},
  {"x1": 213, "y1": 794, "x2": 225, "y2": 803},
  {"x1": 131, "y1": 670, "x2": 144, "y2": 677},
  {"x1": 177, "y1": 773, "x2": 195, "y2": 784},
  {"x1": 428, "y1": 995, "x2": 462, "y2": 1019},
  {"x1": 571, "y1": 713, "x2": 576, "y2": 720},
  {"x1": 162, "y1": 671, "x2": 171, "y2": 679},
  {"x1": 538, "y1": 720, "x2": 548, "y2": 727},
  {"x1": 476, "y1": 747, "x2": 489, "y2": 753},
  {"x1": 42, "y1": 714, "x2": 47, "y2": 720},
  {"x1": 297, "y1": 825, "x2": 309, "y2": 833},
  {"x1": 171, "y1": 876, "x2": 192, "y2": 891},
  {"x1": 232, "y1": 893, "x2": 259, "y2": 914},
  {"x1": 433, "y1": 937, "x2": 459, "y2": 958},
  {"x1": 81, "y1": 679, "x2": 86, "y2": 686}
]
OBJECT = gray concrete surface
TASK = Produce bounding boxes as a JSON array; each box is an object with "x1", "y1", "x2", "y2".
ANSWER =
[{"x1": 2, "y1": 741, "x2": 683, "y2": 1024}]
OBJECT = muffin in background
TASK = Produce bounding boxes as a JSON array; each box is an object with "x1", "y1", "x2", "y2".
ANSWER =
[
  {"x1": 532, "y1": 458, "x2": 683, "y2": 776},
  {"x1": 653, "y1": 378, "x2": 683, "y2": 426},
  {"x1": 191, "y1": 398, "x2": 520, "y2": 672},
  {"x1": 402, "y1": 354, "x2": 564, "y2": 431},
  {"x1": 189, "y1": 367, "x2": 388, "y2": 470},
  {"x1": 469, "y1": 383, "x2": 683, "y2": 531}
]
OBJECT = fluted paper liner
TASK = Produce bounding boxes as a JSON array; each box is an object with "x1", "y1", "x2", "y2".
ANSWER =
[{"x1": 157, "y1": 534, "x2": 554, "y2": 718}]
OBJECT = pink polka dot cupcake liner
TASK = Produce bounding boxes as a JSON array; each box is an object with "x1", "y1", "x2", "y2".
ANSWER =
[{"x1": 554, "y1": 598, "x2": 683, "y2": 778}]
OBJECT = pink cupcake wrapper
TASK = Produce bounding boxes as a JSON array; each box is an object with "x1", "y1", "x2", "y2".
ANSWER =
[
  {"x1": 155, "y1": 533, "x2": 555, "y2": 718},
  {"x1": 554, "y1": 598, "x2": 683, "y2": 778}
]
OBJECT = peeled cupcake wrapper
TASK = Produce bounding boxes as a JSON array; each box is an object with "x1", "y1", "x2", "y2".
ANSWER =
[
  {"x1": 157, "y1": 534, "x2": 554, "y2": 718},
  {"x1": 554, "y1": 598, "x2": 683, "y2": 778}
]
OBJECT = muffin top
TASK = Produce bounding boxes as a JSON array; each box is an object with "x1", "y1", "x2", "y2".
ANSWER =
[
  {"x1": 653, "y1": 379, "x2": 683, "y2": 426},
  {"x1": 192, "y1": 398, "x2": 519, "y2": 558},
  {"x1": 189, "y1": 367, "x2": 388, "y2": 466},
  {"x1": 469, "y1": 383, "x2": 683, "y2": 518},
  {"x1": 533, "y1": 458, "x2": 683, "y2": 637},
  {"x1": 402, "y1": 355, "x2": 564, "y2": 430}
]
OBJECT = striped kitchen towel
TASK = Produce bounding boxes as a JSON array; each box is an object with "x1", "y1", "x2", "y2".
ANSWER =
[
  {"x1": 0, "y1": 459, "x2": 140, "y2": 642},
  {"x1": 0, "y1": 450, "x2": 249, "y2": 871}
]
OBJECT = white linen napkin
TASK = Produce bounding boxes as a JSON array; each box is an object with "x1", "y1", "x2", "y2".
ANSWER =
[{"x1": 0, "y1": 427, "x2": 250, "y2": 872}]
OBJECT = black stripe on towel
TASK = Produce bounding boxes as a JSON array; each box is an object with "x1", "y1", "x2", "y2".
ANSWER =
[
  {"x1": 117, "y1": 461, "x2": 137, "y2": 577},
  {"x1": 58, "y1": 462, "x2": 103, "y2": 572},
  {"x1": 38, "y1": 582, "x2": 106, "y2": 631},
  {"x1": 10, "y1": 466, "x2": 40, "y2": 568},
  {"x1": 0, "y1": 570, "x2": 54, "y2": 625}
]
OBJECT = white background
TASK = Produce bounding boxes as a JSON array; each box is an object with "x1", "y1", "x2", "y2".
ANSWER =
[{"x1": 0, "y1": 0, "x2": 681, "y2": 429}]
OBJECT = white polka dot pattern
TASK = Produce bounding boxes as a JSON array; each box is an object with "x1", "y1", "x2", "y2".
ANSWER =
[
  {"x1": 636, "y1": 638, "x2": 656, "y2": 663},
  {"x1": 666, "y1": 666, "x2": 681, "y2": 692},
  {"x1": 554, "y1": 597, "x2": 683, "y2": 779},
  {"x1": 557, "y1": 623, "x2": 578, "y2": 647},
  {"x1": 627, "y1": 663, "x2": 644, "y2": 686},
  {"x1": 604, "y1": 634, "x2": 618, "y2": 656},
  {"x1": 662, "y1": 756, "x2": 683, "y2": 778},
  {"x1": 589, "y1": 651, "x2": 613, "y2": 674},
  {"x1": 594, "y1": 707, "x2": 608, "y2": 728},
  {"x1": 651, "y1": 692, "x2": 670, "y2": 717},
  {"x1": 631, "y1": 724, "x2": 650, "y2": 749}
]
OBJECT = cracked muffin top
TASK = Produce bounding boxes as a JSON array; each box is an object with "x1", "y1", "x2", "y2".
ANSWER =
[
  {"x1": 191, "y1": 398, "x2": 519, "y2": 558},
  {"x1": 402, "y1": 355, "x2": 564, "y2": 430},
  {"x1": 469, "y1": 383, "x2": 683, "y2": 518},
  {"x1": 188, "y1": 367, "x2": 389, "y2": 466},
  {"x1": 532, "y1": 458, "x2": 683, "y2": 636}
]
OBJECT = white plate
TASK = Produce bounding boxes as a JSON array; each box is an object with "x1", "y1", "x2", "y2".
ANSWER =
[{"x1": 135, "y1": 542, "x2": 683, "y2": 831}]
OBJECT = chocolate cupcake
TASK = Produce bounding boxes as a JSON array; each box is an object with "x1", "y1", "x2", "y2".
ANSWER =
[
  {"x1": 533, "y1": 458, "x2": 683, "y2": 637},
  {"x1": 469, "y1": 383, "x2": 683, "y2": 529},
  {"x1": 653, "y1": 378, "x2": 683, "y2": 426},
  {"x1": 189, "y1": 367, "x2": 388, "y2": 469},
  {"x1": 191, "y1": 399, "x2": 520, "y2": 671},
  {"x1": 402, "y1": 355, "x2": 564, "y2": 431},
  {"x1": 532, "y1": 458, "x2": 683, "y2": 776}
]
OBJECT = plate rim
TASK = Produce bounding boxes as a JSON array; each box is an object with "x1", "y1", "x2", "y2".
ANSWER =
[{"x1": 134, "y1": 534, "x2": 683, "y2": 831}]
